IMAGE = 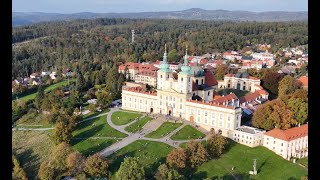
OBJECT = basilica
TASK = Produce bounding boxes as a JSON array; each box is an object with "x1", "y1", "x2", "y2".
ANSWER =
[{"x1": 121, "y1": 45, "x2": 243, "y2": 137}]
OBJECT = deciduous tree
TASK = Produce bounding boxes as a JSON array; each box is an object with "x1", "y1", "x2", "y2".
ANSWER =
[
  {"x1": 185, "y1": 141, "x2": 208, "y2": 168},
  {"x1": 84, "y1": 153, "x2": 109, "y2": 178},
  {"x1": 278, "y1": 75, "x2": 301, "y2": 97},
  {"x1": 207, "y1": 133, "x2": 227, "y2": 158},
  {"x1": 116, "y1": 157, "x2": 145, "y2": 180},
  {"x1": 155, "y1": 164, "x2": 183, "y2": 180},
  {"x1": 12, "y1": 155, "x2": 28, "y2": 180},
  {"x1": 167, "y1": 148, "x2": 187, "y2": 170}
]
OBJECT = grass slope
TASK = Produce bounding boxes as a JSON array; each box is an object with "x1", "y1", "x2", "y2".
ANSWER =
[
  {"x1": 111, "y1": 111, "x2": 142, "y2": 125},
  {"x1": 18, "y1": 79, "x2": 76, "y2": 101},
  {"x1": 297, "y1": 157, "x2": 308, "y2": 168},
  {"x1": 145, "y1": 122, "x2": 182, "y2": 139},
  {"x1": 108, "y1": 140, "x2": 173, "y2": 178},
  {"x1": 170, "y1": 125, "x2": 205, "y2": 140},
  {"x1": 125, "y1": 116, "x2": 153, "y2": 133},
  {"x1": 195, "y1": 140, "x2": 308, "y2": 180},
  {"x1": 82, "y1": 108, "x2": 110, "y2": 119},
  {"x1": 12, "y1": 131, "x2": 54, "y2": 179},
  {"x1": 72, "y1": 115, "x2": 127, "y2": 138}
]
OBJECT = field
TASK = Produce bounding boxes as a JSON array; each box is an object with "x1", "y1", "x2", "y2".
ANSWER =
[
  {"x1": 194, "y1": 140, "x2": 308, "y2": 180},
  {"x1": 145, "y1": 122, "x2": 182, "y2": 139},
  {"x1": 17, "y1": 79, "x2": 76, "y2": 101},
  {"x1": 73, "y1": 115, "x2": 127, "y2": 139},
  {"x1": 170, "y1": 125, "x2": 205, "y2": 140},
  {"x1": 12, "y1": 131, "x2": 54, "y2": 179},
  {"x1": 125, "y1": 117, "x2": 153, "y2": 133},
  {"x1": 108, "y1": 140, "x2": 173, "y2": 178},
  {"x1": 111, "y1": 111, "x2": 142, "y2": 125}
]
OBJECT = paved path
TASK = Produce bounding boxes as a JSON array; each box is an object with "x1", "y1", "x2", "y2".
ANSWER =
[
  {"x1": 12, "y1": 127, "x2": 54, "y2": 131},
  {"x1": 100, "y1": 108, "x2": 210, "y2": 157}
]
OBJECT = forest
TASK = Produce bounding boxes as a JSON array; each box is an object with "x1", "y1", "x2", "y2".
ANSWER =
[{"x1": 12, "y1": 18, "x2": 308, "y2": 79}]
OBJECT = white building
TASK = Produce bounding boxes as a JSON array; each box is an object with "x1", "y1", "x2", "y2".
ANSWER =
[
  {"x1": 263, "y1": 124, "x2": 308, "y2": 160},
  {"x1": 232, "y1": 126, "x2": 266, "y2": 147},
  {"x1": 223, "y1": 72, "x2": 261, "y2": 92}
]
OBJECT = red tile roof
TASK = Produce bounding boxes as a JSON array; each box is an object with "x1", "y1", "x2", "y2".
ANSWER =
[
  {"x1": 204, "y1": 70, "x2": 218, "y2": 86},
  {"x1": 239, "y1": 90, "x2": 266, "y2": 104},
  {"x1": 200, "y1": 59, "x2": 208, "y2": 65},
  {"x1": 188, "y1": 56, "x2": 194, "y2": 61},
  {"x1": 212, "y1": 93, "x2": 238, "y2": 104},
  {"x1": 264, "y1": 124, "x2": 308, "y2": 142},
  {"x1": 297, "y1": 76, "x2": 308, "y2": 87}
]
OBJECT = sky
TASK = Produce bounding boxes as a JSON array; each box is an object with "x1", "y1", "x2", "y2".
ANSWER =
[{"x1": 13, "y1": 0, "x2": 308, "y2": 13}]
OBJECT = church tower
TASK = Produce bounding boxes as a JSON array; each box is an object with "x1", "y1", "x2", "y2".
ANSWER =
[
  {"x1": 178, "y1": 48, "x2": 192, "y2": 94},
  {"x1": 157, "y1": 44, "x2": 171, "y2": 90}
]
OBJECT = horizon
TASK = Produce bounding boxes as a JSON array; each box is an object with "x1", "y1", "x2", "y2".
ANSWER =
[{"x1": 13, "y1": 0, "x2": 308, "y2": 14}]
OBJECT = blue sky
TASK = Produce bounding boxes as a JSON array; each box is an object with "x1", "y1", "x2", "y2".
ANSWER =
[{"x1": 13, "y1": 0, "x2": 308, "y2": 13}]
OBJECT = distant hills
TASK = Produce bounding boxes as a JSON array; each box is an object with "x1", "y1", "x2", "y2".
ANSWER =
[{"x1": 13, "y1": 8, "x2": 308, "y2": 26}]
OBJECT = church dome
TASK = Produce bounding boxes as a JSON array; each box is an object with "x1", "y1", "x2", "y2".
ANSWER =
[
  {"x1": 235, "y1": 72, "x2": 242, "y2": 78},
  {"x1": 180, "y1": 65, "x2": 191, "y2": 74},
  {"x1": 242, "y1": 72, "x2": 249, "y2": 78}
]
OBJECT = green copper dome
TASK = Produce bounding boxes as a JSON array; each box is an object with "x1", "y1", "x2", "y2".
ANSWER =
[
  {"x1": 179, "y1": 48, "x2": 191, "y2": 75},
  {"x1": 159, "y1": 44, "x2": 171, "y2": 73}
]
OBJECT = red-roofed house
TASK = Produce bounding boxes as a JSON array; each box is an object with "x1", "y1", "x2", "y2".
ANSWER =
[
  {"x1": 297, "y1": 76, "x2": 308, "y2": 90},
  {"x1": 153, "y1": 60, "x2": 161, "y2": 68},
  {"x1": 263, "y1": 124, "x2": 308, "y2": 160}
]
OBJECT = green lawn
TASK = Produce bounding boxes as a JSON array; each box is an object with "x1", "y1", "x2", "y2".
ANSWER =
[
  {"x1": 297, "y1": 157, "x2": 308, "y2": 168},
  {"x1": 73, "y1": 115, "x2": 127, "y2": 138},
  {"x1": 15, "y1": 111, "x2": 53, "y2": 127},
  {"x1": 170, "y1": 125, "x2": 205, "y2": 140},
  {"x1": 71, "y1": 138, "x2": 118, "y2": 157},
  {"x1": 194, "y1": 140, "x2": 308, "y2": 180},
  {"x1": 13, "y1": 131, "x2": 54, "y2": 180},
  {"x1": 17, "y1": 79, "x2": 76, "y2": 101},
  {"x1": 125, "y1": 116, "x2": 153, "y2": 133},
  {"x1": 111, "y1": 111, "x2": 142, "y2": 125},
  {"x1": 217, "y1": 88, "x2": 250, "y2": 98},
  {"x1": 108, "y1": 140, "x2": 173, "y2": 178},
  {"x1": 145, "y1": 122, "x2": 182, "y2": 139},
  {"x1": 82, "y1": 108, "x2": 110, "y2": 119}
]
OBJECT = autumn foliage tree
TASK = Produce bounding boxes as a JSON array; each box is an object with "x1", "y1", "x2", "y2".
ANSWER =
[
  {"x1": 252, "y1": 99, "x2": 297, "y2": 130},
  {"x1": 185, "y1": 141, "x2": 208, "y2": 168},
  {"x1": 214, "y1": 64, "x2": 228, "y2": 80},
  {"x1": 166, "y1": 148, "x2": 187, "y2": 170},
  {"x1": 66, "y1": 151, "x2": 86, "y2": 176},
  {"x1": 262, "y1": 70, "x2": 284, "y2": 95},
  {"x1": 53, "y1": 113, "x2": 76, "y2": 144},
  {"x1": 207, "y1": 133, "x2": 227, "y2": 158},
  {"x1": 84, "y1": 153, "x2": 109, "y2": 178},
  {"x1": 278, "y1": 75, "x2": 301, "y2": 97}
]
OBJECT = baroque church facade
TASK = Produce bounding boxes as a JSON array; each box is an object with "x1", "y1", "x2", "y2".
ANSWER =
[{"x1": 121, "y1": 45, "x2": 242, "y2": 137}]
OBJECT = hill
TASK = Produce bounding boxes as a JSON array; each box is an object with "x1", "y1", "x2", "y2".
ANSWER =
[{"x1": 13, "y1": 8, "x2": 308, "y2": 26}]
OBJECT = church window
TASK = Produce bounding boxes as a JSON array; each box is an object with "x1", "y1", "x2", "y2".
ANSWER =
[
  {"x1": 201, "y1": 79, "x2": 204, "y2": 84},
  {"x1": 181, "y1": 77, "x2": 183, "y2": 81},
  {"x1": 161, "y1": 75, "x2": 163, "y2": 78},
  {"x1": 180, "y1": 104, "x2": 182, "y2": 109},
  {"x1": 208, "y1": 91, "x2": 210, "y2": 96},
  {"x1": 188, "y1": 77, "x2": 190, "y2": 82},
  {"x1": 205, "y1": 111, "x2": 208, "y2": 116}
]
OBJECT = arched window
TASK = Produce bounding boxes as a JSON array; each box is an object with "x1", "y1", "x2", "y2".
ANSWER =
[
  {"x1": 160, "y1": 75, "x2": 163, "y2": 78},
  {"x1": 181, "y1": 77, "x2": 183, "y2": 81},
  {"x1": 208, "y1": 91, "x2": 210, "y2": 96}
]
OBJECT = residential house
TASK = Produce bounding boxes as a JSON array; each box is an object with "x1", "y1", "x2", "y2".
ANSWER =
[{"x1": 30, "y1": 72, "x2": 40, "y2": 79}]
